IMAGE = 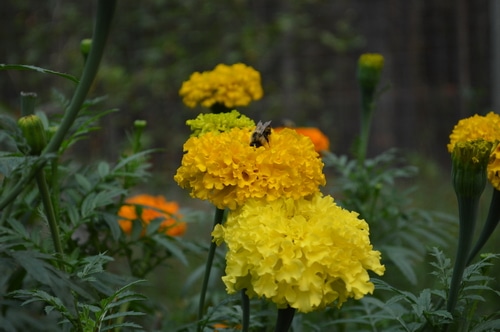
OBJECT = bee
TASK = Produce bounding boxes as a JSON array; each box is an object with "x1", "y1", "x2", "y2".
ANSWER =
[{"x1": 250, "y1": 120, "x2": 272, "y2": 147}]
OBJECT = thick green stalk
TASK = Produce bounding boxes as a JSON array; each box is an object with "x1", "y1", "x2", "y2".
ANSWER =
[
  {"x1": 357, "y1": 92, "x2": 374, "y2": 166},
  {"x1": 197, "y1": 207, "x2": 225, "y2": 331},
  {"x1": 35, "y1": 169, "x2": 64, "y2": 266},
  {"x1": 274, "y1": 306, "x2": 296, "y2": 332},
  {"x1": 241, "y1": 289, "x2": 250, "y2": 332},
  {"x1": 44, "y1": 0, "x2": 116, "y2": 154},
  {"x1": 0, "y1": 0, "x2": 116, "y2": 211},
  {"x1": 467, "y1": 189, "x2": 500, "y2": 264},
  {"x1": 447, "y1": 195, "x2": 480, "y2": 315},
  {"x1": 20, "y1": 92, "x2": 37, "y2": 117}
]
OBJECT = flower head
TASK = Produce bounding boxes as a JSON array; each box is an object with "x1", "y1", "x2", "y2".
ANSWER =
[
  {"x1": 179, "y1": 63, "x2": 263, "y2": 109},
  {"x1": 174, "y1": 127, "x2": 326, "y2": 210},
  {"x1": 448, "y1": 112, "x2": 500, "y2": 153},
  {"x1": 118, "y1": 194, "x2": 186, "y2": 237},
  {"x1": 186, "y1": 110, "x2": 255, "y2": 137},
  {"x1": 275, "y1": 127, "x2": 330, "y2": 153},
  {"x1": 212, "y1": 193, "x2": 385, "y2": 313}
]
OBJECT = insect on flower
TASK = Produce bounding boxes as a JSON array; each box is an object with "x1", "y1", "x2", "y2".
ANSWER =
[{"x1": 250, "y1": 120, "x2": 272, "y2": 147}]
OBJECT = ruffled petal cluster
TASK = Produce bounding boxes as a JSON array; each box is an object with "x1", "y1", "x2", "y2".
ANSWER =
[
  {"x1": 447, "y1": 112, "x2": 500, "y2": 153},
  {"x1": 186, "y1": 110, "x2": 255, "y2": 137},
  {"x1": 174, "y1": 127, "x2": 326, "y2": 210},
  {"x1": 179, "y1": 63, "x2": 263, "y2": 109},
  {"x1": 212, "y1": 193, "x2": 385, "y2": 313},
  {"x1": 118, "y1": 194, "x2": 186, "y2": 237},
  {"x1": 275, "y1": 127, "x2": 330, "y2": 153}
]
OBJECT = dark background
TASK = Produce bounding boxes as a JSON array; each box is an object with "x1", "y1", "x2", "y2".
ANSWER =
[{"x1": 1, "y1": 0, "x2": 496, "y2": 178}]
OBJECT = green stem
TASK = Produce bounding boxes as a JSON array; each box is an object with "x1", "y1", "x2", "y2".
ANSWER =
[
  {"x1": 241, "y1": 289, "x2": 250, "y2": 332},
  {"x1": 466, "y1": 189, "x2": 500, "y2": 264},
  {"x1": 197, "y1": 207, "x2": 225, "y2": 331},
  {"x1": 274, "y1": 306, "x2": 296, "y2": 332},
  {"x1": 44, "y1": 0, "x2": 116, "y2": 155},
  {"x1": 0, "y1": 0, "x2": 116, "y2": 211},
  {"x1": 35, "y1": 168, "x2": 64, "y2": 267},
  {"x1": 20, "y1": 92, "x2": 37, "y2": 116},
  {"x1": 447, "y1": 195, "x2": 480, "y2": 315},
  {"x1": 357, "y1": 92, "x2": 374, "y2": 166}
]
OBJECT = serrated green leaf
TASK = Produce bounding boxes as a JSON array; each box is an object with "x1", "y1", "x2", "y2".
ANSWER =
[
  {"x1": 81, "y1": 193, "x2": 97, "y2": 218},
  {"x1": 102, "y1": 311, "x2": 145, "y2": 321},
  {"x1": 145, "y1": 217, "x2": 163, "y2": 236},
  {"x1": 470, "y1": 319, "x2": 500, "y2": 332},
  {"x1": 0, "y1": 64, "x2": 78, "y2": 83},
  {"x1": 382, "y1": 245, "x2": 419, "y2": 285},
  {"x1": 97, "y1": 161, "x2": 110, "y2": 178},
  {"x1": 75, "y1": 173, "x2": 92, "y2": 192},
  {"x1": 6, "y1": 218, "x2": 29, "y2": 238},
  {"x1": 105, "y1": 294, "x2": 147, "y2": 310},
  {"x1": 152, "y1": 235, "x2": 188, "y2": 266},
  {"x1": 101, "y1": 212, "x2": 122, "y2": 240},
  {"x1": 100, "y1": 321, "x2": 144, "y2": 331},
  {"x1": 113, "y1": 149, "x2": 157, "y2": 172},
  {"x1": 66, "y1": 204, "x2": 80, "y2": 226}
]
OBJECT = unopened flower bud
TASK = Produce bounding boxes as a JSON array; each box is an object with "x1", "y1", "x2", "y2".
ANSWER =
[
  {"x1": 357, "y1": 53, "x2": 384, "y2": 96},
  {"x1": 134, "y1": 120, "x2": 147, "y2": 130},
  {"x1": 18, "y1": 114, "x2": 47, "y2": 155},
  {"x1": 80, "y1": 38, "x2": 92, "y2": 57},
  {"x1": 451, "y1": 140, "x2": 491, "y2": 198}
]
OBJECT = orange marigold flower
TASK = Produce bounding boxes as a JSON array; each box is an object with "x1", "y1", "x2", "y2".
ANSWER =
[
  {"x1": 118, "y1": 194, "x2": 186, "y2": 237},
  {"x1": 275, "y1": 127, "x2": 330, "y2": 152},
  {"x1": 212, "y1": 323, "x2": 242, "y2": 331}
]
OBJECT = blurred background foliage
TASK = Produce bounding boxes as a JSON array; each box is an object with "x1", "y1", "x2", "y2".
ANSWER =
[{"x1": 2, "y1": 0, "x2": 493, "y2": 174}]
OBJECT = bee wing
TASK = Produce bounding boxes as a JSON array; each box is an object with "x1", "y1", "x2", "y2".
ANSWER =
[{"x1": 255, "y1": 120, "x2": 272, "y2": 134}]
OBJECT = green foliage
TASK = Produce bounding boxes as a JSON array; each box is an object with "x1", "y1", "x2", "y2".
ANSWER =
[
  {"x1": 2, "y1": 2, "x2": 500, "y2": 331},
  {"x1": 0, "y1": 63, "x2": 190, "y2": 331}
]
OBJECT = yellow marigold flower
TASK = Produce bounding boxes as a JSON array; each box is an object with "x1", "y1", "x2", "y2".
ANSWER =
[
  {"x1": 118, "y1": 194, "x2": 186, "y2": 237},
  {"x1": 174, "y1": 127, "x2": 326, "y2": 210},
  {"x1": 186, "y1": 110, "x2": 255, "y2": 137},
  {"x1": 179, "y1": 63, "x2": 263, "y2": 109},
  {"x1": 275, "y1": 127, "x2": 330, "y2": 153},
  {"x1": 488, "y1": 143, "x2": 500, "y2": 190},
  {"x1": 448, "y1": 112, "x2": 500, "y2": 153},
  {"x1": 212, "y1": 193, "x2": 385, "y2": 313}
]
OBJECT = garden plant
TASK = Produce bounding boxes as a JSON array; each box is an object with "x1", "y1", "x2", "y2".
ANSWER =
[{"x1": 1, "y1": 1, "x2": 500, "y2": 331}]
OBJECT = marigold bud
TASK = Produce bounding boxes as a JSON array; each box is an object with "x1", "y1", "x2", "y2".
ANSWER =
[
  {"x1": 80, "y1": 38, "x2": 92, "y2": 57},
  {"x1": 18, "y1": 114, "x2": 47, "y2": 155},
  {"x1": 357, "y1": 53, "x2": 384, "y2": 96},
  {"x1": 451, "y1": 140, "x2": 491, "y2": 198}
]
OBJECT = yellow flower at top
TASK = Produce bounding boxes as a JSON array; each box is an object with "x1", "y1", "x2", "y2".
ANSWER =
[
  {"x1": 212, "y1": 193, "x2": 385, "y2": 313},
  {"x1": 179, "y1": 63, "x2": 264, "y2": 109},
  {"x1": 448, "y1": 112, "x2": 500, "y2": 153},
  {"x1": 358, "y1": 53, "x2": 384, "y2": 72},
  {"x1": 118, "y1": 194, "x2": 186, "y2": 237},
  {"x1": 174, "y1": 127, "x2": 326, "y2": 210},
  {"x1": 186, "y1": 110, "x2": 255, "y2": 137},
  {"x1": 275, "y1": 127, "x2": 330, "y2": 153}
]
